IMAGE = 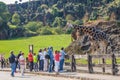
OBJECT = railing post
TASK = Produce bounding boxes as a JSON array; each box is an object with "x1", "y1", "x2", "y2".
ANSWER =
[
  {"x1": 102, "y1": 57, "x2": 105, "y2": 73},
  {"x1": 29, "y1": 44, "x2": 33, "y2": 54},
  {"x1": 88, "y1": 54, "x2": 93, "y2": 73},
  {"x1": 71, "y1": 54, "x2": 76, "y2": 72},
  {"x1": 112, "y1": 54, "x2": 119, "y2": 75}
]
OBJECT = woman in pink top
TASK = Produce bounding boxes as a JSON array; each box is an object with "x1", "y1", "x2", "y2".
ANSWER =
[
  {"x1": 19, "y1": 53, "x2": 25, "y2": 76},
  {"x1": 54, "y1": 50, "x2": 60, "y2": 75}
]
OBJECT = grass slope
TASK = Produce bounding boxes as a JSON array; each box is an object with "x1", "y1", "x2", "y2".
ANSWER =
[{"x1": 0, "y1": 34, "x2": 71, "y2": 58}]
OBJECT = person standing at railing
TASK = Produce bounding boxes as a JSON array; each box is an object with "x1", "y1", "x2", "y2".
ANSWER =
[
  {"x1": 18, "y1": 53, "x2": 25, "y2": 76},
  {"x1": 54, "y1": 50, "x2": 61, "y2": 75},
  {"x1": 33, "y1": 53, "x2": 38, "y2": 72},
  {"x1": 38, "y1": 49, "x2": 44, "y2": 71},
  {"x1": 43, "y1": 48, "x2": 49, "y2": 71},
  {"x1": 28, "y1": 51, "x2": 33, "y2": 72},
  {"x1": 48, "y1": 47, "x2": 54, "y2": 72},
  {"x1": 9, "y1": 51, "x2": 16, "y2": 77},
  {"x1": 59, "y1": 47, "x2": 66, "y2": 72}
]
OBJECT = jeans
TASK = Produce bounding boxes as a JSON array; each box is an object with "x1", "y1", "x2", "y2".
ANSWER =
[
  {"x1": 10, "y1": 62, "x2": 16, "y2": 76},
  {"x1": 29, "y1": 62, "x2": 33, "y2": 72},
  {"x1": 48, "y1": 59, "x2": 53, "y2": 72},
  {"x1": 34, "y1": 63, "x2": 38, "y2": 72},
  {"x1": 59, "y1": 59, "x2": 64, "y2": 71},
  {"x1": 39, "y1": 60, "x2": 44, "y2": 71},
  {"x1": 1, "y1": 62, "x2": 4, "y2": 69}
]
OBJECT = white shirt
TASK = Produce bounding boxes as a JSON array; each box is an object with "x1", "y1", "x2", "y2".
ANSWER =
[
  {"x1": 19, "y1": 55, "x2": 25, "y2": 65},
  {"x1": 39, "y1": 52, "x2": 44, "y2": 60}
]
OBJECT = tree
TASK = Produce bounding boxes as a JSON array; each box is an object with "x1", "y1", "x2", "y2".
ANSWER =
[
  {"x1": 52, "y1": 17, "x2": 66, "y2": 27},
  {"x1": 66, "y1": 14, "x2": 75, "y2": 21},
  {"x1": 12, "y1": 12, "x2": 21, "y2": 25},
  {"x1": 0, "y1": 2, "x2": 10, "y2": 39},
  {"x1": 37, "y1": 4, "x2": 48, "y2": 26}
]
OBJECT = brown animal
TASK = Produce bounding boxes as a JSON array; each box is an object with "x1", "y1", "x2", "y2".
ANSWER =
[{"x1": 68, "y1": 23, "x2": 112, "y2": 54}]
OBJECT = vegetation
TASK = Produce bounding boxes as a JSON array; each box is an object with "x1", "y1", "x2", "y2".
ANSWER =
[
  {"x1": 0, "y1": 0, "x2": 120, "y2": 39},
  {"x1": 0, "y1": 34, "x2": 71, "y2": 58}
]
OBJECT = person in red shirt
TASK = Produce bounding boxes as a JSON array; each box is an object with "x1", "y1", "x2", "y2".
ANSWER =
[
  {"x1": 54, "y1": 50, "x2": 61, "y2": 75},
  {"x1": 28, "y1": 51, "x2": 33, "y2": 72}
]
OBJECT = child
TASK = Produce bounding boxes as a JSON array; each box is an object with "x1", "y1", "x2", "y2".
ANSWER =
[{"x1": 33, "y1": 53, "x2": 38, "y2": 72}]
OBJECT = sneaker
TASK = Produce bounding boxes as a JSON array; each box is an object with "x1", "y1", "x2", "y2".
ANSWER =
[{"x1": 11, "y1": 74, "x2": 14, "y2": 77}]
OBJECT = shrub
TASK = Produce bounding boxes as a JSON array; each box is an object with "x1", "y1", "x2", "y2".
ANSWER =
[
  {"x1": 40, "y1": 28, "x2": 53, "y2": 35},
  {"x1": 65, "y1": 28, "x2": 73, "y2": 34},
  {"x1": 52, "y1": 27, "x2": 64, "y2": 34},
  {"x1": 24, "y1": 29, "x2": 38, "y2": 37},
  {"x1": 24, "y1": 21, "x2": 43, "y2": 32}
]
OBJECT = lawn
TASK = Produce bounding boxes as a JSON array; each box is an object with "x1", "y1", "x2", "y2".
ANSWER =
[{"x1": 0, "y1": 34, "x2": 71, "y2": 58}]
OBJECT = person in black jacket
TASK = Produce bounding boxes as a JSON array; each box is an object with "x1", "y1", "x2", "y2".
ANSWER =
[{"x1": 9, "y1": 51, "x2": 16, "y2": 77}]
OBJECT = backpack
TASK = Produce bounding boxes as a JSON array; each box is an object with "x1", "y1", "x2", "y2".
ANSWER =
[
  {"x1": 45, "y1": 54, "x2": 50, "y2": 59},
  {"x1": 9, "y1": 57, "x2": 14, "y2": 63}
]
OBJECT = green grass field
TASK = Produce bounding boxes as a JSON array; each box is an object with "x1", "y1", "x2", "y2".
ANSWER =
[{"x1": 0, "y1": 34, "x2": 71, "y2": 58}]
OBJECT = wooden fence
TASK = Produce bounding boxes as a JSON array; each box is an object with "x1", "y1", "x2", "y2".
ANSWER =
[{"x1": 68, "y1": 54, "x2": 120, "y2": 75}]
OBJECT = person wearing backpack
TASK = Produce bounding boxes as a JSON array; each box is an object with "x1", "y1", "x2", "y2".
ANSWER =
[
  {"x1": 43, "y1": 48, "x2": 49, "y2": 71},
  {"x1": 9, "y1": 51, "x2": 16, "y2": 77}
]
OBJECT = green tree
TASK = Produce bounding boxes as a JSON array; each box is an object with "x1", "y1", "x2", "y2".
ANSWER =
[
  {"x1": 52, "y1": 17, "x2": 66, "y2": 27},
  {"x1": 12, "y1": 12, "x2": 21, "y2": 25},
  {"x1": 66, "y1": 14, "x2": 75, "y2": 21},
  {"x1": 0, "y1": 2, "x2": 10, "y2": 39},
  {"x1": 24, "y1": 21, "x2": 43, "y2": 32},
  {"x1": 40, "y1": 4, "x2": 48, "y2": 26}
]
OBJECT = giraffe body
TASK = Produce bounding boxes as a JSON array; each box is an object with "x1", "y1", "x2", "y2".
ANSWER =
[{"x1": 71, "y1": 24, "x2": 111, "y2": 54}]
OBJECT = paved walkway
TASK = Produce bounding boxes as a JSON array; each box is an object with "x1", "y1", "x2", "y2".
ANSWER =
[
  {"x1": 0, "y1": 68, "x2": 120, "y2": 80},
  {"x1": 0, "y1": 71, "x2": 76, "y2": 80}
]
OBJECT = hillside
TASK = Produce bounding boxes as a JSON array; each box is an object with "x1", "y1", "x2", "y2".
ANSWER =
[{"x1": 7, "y1": 0, "x2": 120, "y2": 22}]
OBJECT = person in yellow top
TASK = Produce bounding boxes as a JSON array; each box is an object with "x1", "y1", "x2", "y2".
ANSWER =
[{"x1": 33, "y1": 53, "x2": 38, "y2": 72}]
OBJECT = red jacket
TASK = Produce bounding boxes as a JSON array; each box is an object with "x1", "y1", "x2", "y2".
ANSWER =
[
  {"x1": 54, "y1": 53, "x2": 60, "y2": 61},
  {"x1": 28, "y1": 53, "x2": 33, "y2": 62}
]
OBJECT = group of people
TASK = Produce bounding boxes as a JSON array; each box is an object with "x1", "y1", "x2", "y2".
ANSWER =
[
  {"x1": 0, "y1": 55, "x2": 5, "y2": 70},
  {"x1": 8, "y1": 46, "x2": 66, "y2": 77},
  {"x1": 27, "y1": 47, "x2": 66, "y2": 74}
]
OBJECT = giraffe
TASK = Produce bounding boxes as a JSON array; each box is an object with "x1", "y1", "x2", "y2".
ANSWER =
[{"x1": 67, "y1": 23, "x2": 112, "y2": 54}]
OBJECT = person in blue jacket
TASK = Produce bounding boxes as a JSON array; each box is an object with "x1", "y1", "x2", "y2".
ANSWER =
[{"x1": 48, "y1": 47, "x2": 54, "y2": 72}]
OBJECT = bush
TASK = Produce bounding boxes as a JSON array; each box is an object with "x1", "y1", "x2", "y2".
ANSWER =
[
  {"x1": 65, "y1": 28, "x2": 73, "y2": 34},
  {"x1": 40, "y1": 28, "x2": 53, "y2": 35},
  {"x1": 24, "y1": 29, "x2": 38, "y2": 37},
  {"x1": 24, "y1": 21, "x2": 43, "y2": 32},
  {"x1": 52, "y1": 27, "x2": 64, "y2": 34}
]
